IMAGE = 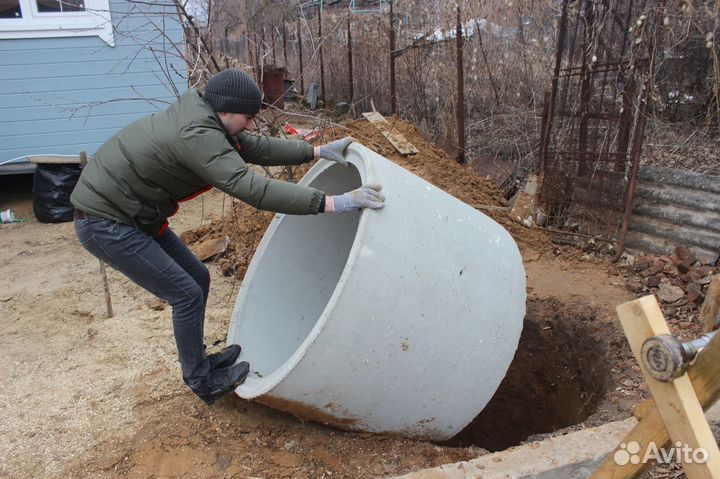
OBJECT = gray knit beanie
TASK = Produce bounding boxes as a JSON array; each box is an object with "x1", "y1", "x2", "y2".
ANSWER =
[{"x1": 203, "y1": 69, "x2": 262, "y2": 114}]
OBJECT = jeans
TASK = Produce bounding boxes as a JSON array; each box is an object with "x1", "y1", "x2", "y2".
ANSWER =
[{"x1": 74, "y1": 215, "x2": 211, "y2": 389}]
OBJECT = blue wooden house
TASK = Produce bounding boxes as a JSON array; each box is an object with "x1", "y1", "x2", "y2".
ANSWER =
[{"x1": 0, "y1": 0, "x2": 187, "y2": 174}]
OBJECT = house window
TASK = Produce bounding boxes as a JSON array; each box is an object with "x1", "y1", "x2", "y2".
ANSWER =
[
  {"x1": 0, "y1": 0, "x2": 22, "y2": 18},
  {"x1": 37, "y1": 0, "x2": 85, "y2": 13},
  {"x1": 0, "y1": 0, "x2": 113, "y2": 45}
]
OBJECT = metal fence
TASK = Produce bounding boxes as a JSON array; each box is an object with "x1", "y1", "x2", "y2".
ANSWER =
[{"x1": 539, "y1": 0, "x2": 666, "y2": 255}]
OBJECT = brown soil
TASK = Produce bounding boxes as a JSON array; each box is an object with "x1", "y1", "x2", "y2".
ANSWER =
[
  {"x1": 189, "y1": 116, "x2": 551, "y2": 281},
  {"x1": 0, "y1": 116, "x2": 688, "y2": 478},
  {"x1": 450, "y1": 297, "x2": 612, "y2": 452}
]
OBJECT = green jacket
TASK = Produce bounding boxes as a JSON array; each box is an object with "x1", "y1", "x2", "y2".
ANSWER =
[{"x1": 71, "y1": 89, "x2": 323, "y2": 235}]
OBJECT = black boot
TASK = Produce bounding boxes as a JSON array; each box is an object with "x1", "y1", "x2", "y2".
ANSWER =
[
  {"x1": 192, "y1": 361, "x2": 250, "y2": 405},
  {"x1": 208, "y1": 344, "x2": 242, "y2": 369}
]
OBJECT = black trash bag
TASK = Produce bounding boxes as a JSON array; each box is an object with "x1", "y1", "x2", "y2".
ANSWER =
[{"x1": 32, "y1": 164, "x2": 82, "y2": 223}]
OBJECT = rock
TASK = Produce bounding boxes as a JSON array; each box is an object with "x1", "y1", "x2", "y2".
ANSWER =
[
  {"x1": 697, "y1": 265, "x2": 716, "y2": 276},
  {"x1": 657, "y1": 284, "x2": 685, "y2": 303},
  {"x1": 683, "y1": 270, "x2": 703, "y2": 284},
  {"x1": 639, "y1": 260, "x2": 664, "y2": 277},
  {"x1": 675, "y1": 245, "x2": 696, "y2": 265},
  {"x1": 635, "y1": 257, "x2": 653, "y2": 272},
  {"x1": 686, "y1": 283, "x2": 705, "y2": 305},
  {"x1": 669, "y1": 277, "x2": 684, "y2": 287},
  {"x1": 625, "y1": 279, "x2": 644, "y2": 293},
  {"x1": 219, "y1": 259, "x2": 236, "y2": 277},
  {"x1": 645, "y1": 275, "x2": 662, "y2": 288},
  {"x1": 622, "y1": 253, "x2": 636, "y2": 267},
  {"x1": 698, "y1": 273, "x2": 715, "y2": 285},
  {"x1": 663, "y1": 263, "x2": 679, "y2": 277},
  {"x1": 146, "y1": 298, "x2": 166, "y2": 311}
]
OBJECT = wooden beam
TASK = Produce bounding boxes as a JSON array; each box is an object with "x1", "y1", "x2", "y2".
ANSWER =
[
  {"x1": 29, "y1": 155, "x2": 81, "y2": 164},
  {"x1": 591, "y1": 296, "x2": 720, "y2": 479},
  {"x1": 701, "y1": 275, "x2": 720, "y2": 332},
  {"x1": 361, "y1": 111, "x2": 419, "y2": 156}
]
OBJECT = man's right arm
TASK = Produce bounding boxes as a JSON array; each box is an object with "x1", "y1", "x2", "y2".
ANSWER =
[{"x1": 179, "y1": 126, "x2": 323, "y2": 215}]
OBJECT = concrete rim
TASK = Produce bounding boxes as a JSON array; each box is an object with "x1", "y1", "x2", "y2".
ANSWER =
[{"x1": 232, "y1": 147, "x2": 374, "y2": 398}]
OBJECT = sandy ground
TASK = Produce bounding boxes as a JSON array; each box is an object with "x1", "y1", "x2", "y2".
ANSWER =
[{"x1": 0, "y1": 174, "x2": 639, "y2": 478}]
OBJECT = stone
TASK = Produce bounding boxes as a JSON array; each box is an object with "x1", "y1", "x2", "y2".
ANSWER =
[
  {"x1": 686, "y1": 283, "x2": 705, "y2": 306},
  {"x1": 625, "y1": 279, "x2": 644, "y2": 293},
  {"x1": 683, "y1": 270, "x2": 703, "y2": 284},
  {"x1": 639, "y1": 261, "x2": 664, "y2": 277},
  {"x1": 146, "y1": 298, "x2": 166, "y2": 311},
  {"x1": 697, "y1": 265, "x2": 716, "y2": 276},
  {"x1": 698, "y1": 273, "x2": 715, "y2": 285},
  {"x1": 622, "y1": 253, "x2": 636, "y2": 267},
  {"x1": 644, "y1": 275, "x2": 662, "y2": 288},
  {"x1": 675, "y1": 245, "x2": 696, "y2": 265},
  {"x1": 657, "y1": 284, "x2": 685, "y2": 303},
  {"x1": 635, "y1": 257, "x2": 653, "y2": 272},
  {"x1": 663, "y1": 263, "x2": 679, "y2": 277}
]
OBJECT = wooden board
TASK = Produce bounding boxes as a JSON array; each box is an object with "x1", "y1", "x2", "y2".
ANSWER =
[
  {"x1": 700, "y1": 275, "x2": 720, "y2": 332},
  {"x1": 190, "y1": 236, "x2": 229, "y2": 262},
  {"x1": 361, "y1": 111, "x2": 419, "y2": 156},
  {"x1": 29, "y1": 155, "x2": 82, "y2": 164},
  {"x1": 591, "y1": 295, "x2": 720, "y2": 479}
]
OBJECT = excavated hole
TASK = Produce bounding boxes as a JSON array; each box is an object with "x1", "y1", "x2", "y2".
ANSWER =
[{"x1": 447, "y1": 298, "x2": 611, "y2": 452}]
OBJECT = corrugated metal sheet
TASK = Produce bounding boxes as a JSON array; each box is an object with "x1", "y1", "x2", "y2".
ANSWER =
[
  {"x1": 626, "y1": 165, "x2": 720, "y2": 263},
  {"x1": 0, "y1": 0, "x2": 186, "y2": 167}
]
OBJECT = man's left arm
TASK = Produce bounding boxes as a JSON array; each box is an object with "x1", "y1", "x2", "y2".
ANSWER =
[{"x1": 235, "y1": 132, "x2": 315, "y2": 167}]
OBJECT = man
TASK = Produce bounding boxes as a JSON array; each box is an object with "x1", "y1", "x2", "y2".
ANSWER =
[{"x1": 71, "y1": 69, "x2": 385, "y2": 405}]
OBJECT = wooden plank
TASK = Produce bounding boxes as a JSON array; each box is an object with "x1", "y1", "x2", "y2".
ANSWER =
[
  {"x1": 700, "y1": 275, "x2": 720, "y2": 332},
  {"x1": 190, "y1": 236, "x2": 230, "y2": 262},
  {"x1": 594, "y1": 332, "x2": 720, "y2": 478},
  {"x1": 591, "y1": 295, "x2": 720, "y2": 479},
  {"x1": 361, "y1": 111, "x2": 419, "y2": 156},
  {"x1": 29, "y1": 155, "x2": 81, "y2": 164}
]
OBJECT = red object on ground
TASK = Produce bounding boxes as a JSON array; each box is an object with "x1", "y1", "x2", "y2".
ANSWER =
[{"x1": 283, "y1": 124, "x2": 299, "y2": 135}]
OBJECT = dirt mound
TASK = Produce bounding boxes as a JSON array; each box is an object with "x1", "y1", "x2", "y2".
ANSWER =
[{"x1": 185, "y1": 116, "x2": 549, "y2": 279}]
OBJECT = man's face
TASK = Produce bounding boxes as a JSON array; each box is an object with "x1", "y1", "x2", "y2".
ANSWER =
[{"x1": 218, "y1": 112, "x2": 255, "y2": 135}]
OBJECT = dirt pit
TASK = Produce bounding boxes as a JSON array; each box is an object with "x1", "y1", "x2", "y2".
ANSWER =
[{"x1": 449, "y1": 297, "x2": 611, "y2": 452}]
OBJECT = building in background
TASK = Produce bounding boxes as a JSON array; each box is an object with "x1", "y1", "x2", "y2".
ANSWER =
[{"x1": 0, "y1": 0, "x2": 187, "y2": 174}]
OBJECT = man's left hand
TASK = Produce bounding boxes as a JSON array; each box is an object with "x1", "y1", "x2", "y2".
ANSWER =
[{"x1": 318, "y1": 137, "x2": 355, "y2": 166}]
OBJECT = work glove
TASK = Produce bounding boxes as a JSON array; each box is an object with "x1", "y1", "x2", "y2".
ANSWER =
[
  {"x1": 319, "y1": 137, "x2": 354, "y2": 166},
  {"x1": 325, "y1": 184, "x2": 385, "y2": 213}
]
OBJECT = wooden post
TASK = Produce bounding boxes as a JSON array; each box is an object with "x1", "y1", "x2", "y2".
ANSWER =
[
  {"x1": 590, "y1": 295, "x2": 720, "y2": 479},
  {"x1": 271, "y1": 26, "x2": 277, "y2": 64},
  {"x1": 389, "y1": 0, "x2": 397, "y2": 114},
  {"x1": 455, "y1": 3, "x2": 465, "y2": 164},
  {"x1": 318, "y1": 3, "x2": 325, "y2": 101},
  {"x1": 297, "y1": 18, "x2": 304, "y2": 95},
  {"x1": 347, "y1": 14, "x2": 354, "y2": 107},
  {"x1": 282, "y1": 21, "x2": 288, "y2": 68},
  {"x1": 701, "y1": 275, "x2": 720, "y2": 332},
  {"x1": 99, "y1": 260, "x2": 113, "y2": 319}
]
